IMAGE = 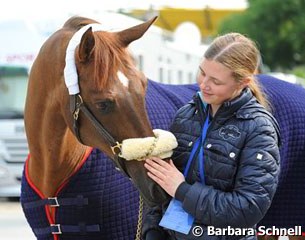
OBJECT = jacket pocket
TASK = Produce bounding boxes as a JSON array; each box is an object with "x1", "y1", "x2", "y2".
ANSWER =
[{"x1": 204, "y1": 140, "x2": 239, "y2": 183}]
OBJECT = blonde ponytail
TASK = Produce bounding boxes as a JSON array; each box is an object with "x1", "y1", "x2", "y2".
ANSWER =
[{"x1": 248, "y1": 76, "x2": 270, "y2": 111}]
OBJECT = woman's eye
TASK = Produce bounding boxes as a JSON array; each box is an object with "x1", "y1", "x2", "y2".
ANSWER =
[
  {"x1": 96, "y1": 100, "x2": 114, "y2": 114},
  {"x1": 211, "y1": 78, "x2": 221, "y2": 85}
]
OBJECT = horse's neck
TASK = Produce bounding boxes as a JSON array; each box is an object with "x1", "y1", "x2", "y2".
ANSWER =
[{"x1": 27, "y1": 109, "x2": 89, "y2": 197}]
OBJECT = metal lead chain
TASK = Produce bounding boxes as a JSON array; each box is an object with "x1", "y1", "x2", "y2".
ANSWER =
[{"x1": 135, "y1": 194, "x2": 143, "y2": 240}]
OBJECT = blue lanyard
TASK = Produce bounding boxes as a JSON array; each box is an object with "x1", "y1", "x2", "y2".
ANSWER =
[{"x1": 183, "y1": 114, "x2": 210, "y2": 184}]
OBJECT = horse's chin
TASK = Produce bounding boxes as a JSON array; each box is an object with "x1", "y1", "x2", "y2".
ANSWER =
[
  {"x1": 133, "y1": 178, "x2": 170, "y2": 207},
  {"x1": 123, "y1": 160, "x2": 170, "y2": 207}
]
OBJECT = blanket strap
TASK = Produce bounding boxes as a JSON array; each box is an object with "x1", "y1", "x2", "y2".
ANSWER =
[
  {"x1": 22, "y1": 195, "x2": 88, "y2": 209},
  {"x1": 33, "y1": 223, "x2": 100, "y2": 235}
]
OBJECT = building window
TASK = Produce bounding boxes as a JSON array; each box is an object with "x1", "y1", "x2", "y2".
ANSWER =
[
  {"x1": 188, "y1": 72, "x2": 193, "y2": 83},
  {"x1": 168, "y1": 69, "x2": 172, "y2": 83},
  {"x1": 178, "y1": 70, "x2": 183, "y2": 84},
  {"x1": 159, "y1": 67, "x2": 164, "y2": 82}
]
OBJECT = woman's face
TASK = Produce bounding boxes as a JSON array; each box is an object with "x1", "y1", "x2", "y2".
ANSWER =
[{"x1": 197, "y1": 59, "x2": 245, "y2": 111}]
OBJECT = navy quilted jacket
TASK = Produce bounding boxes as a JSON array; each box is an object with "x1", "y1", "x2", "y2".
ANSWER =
[{"x1": 143, "y1": 87, "x2": 281, "y2": 240}]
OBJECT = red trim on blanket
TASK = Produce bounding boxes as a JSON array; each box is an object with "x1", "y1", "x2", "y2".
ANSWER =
[
  {"x1": 25, "y1": 154, "x2": 56, "y2": 239},
  {"x1": 25, "y1": 154, "x2": 45, "y2": 199},
  {"x1": 25, "y1": 148, "x2": 93, "y2": 240},
  {"x1": 55, "y1": 148, "x2": 93, "y2": 195}
]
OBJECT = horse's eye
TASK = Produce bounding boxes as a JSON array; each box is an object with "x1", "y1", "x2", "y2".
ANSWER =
[{"x1": 96, "y1": 100, "x2": 115, "y2": 114}]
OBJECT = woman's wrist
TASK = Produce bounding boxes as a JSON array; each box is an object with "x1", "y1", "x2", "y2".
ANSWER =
[{"x1": 175, "y1": 181, "x2": 191, "y2": 201}]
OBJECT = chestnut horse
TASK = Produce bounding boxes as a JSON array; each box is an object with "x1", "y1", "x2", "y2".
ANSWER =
[
  {"x1": 23, "y1": 16, "x2": 168, "y2": 206},
  {"x1": 21, "y1": 16, "x2": 168, "y2": 240}
]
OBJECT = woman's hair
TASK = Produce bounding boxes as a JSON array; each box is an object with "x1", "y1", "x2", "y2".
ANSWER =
[{"x1": 204, "y1": 32, "x2": 269, "y2": 109}]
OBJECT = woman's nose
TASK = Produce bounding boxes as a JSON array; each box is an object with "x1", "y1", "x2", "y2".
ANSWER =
[{"x1": 199, "y1": 77, "x2": 209, "y2": 89}]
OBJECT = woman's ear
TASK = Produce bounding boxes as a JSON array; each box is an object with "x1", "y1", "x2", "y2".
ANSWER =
[{"x1": 239, "y1": 77, "x2": 251, "y2": 89}]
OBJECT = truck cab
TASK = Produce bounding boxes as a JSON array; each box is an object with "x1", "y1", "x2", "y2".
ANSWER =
[{"x1": 0, "y1": 65, "x2": 29, "y2": 197}]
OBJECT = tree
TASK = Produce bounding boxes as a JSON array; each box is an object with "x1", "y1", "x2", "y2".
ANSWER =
[{"x1": 218, "y1": 0, "x2": 305, "y2": 70}]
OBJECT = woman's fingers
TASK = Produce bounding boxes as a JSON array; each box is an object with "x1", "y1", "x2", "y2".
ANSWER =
[
  {"x1": 144, "y1": 158, "x2": 185, "y2": 197},
  {"x1": 144, "y1": 159, "x2": 166, "y2": 179},
  {"x1": 147, "y1": 171, "x2": 164, "y2": 185},
  {"x1": 149, "y1": 157, "x2": 172, "y2": 169}
]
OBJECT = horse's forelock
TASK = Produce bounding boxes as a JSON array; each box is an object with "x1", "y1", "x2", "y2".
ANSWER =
[
  {"x1": 92, "y1": 32, "x2": 138, "y2": 90},
  {"x1": 64, "y1": 16, "x2": 139, "y2": 91}
]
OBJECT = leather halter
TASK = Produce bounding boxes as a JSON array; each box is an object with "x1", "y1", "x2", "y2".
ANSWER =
[
  {"x1": 69, "y1": 94, "x2": 131, "y2": 178},
  {"x1": 64, "y1": 24, "x2": 132, "y2": 179}
]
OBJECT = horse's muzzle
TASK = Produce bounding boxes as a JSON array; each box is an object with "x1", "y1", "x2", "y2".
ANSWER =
[{"x1": 117, "y1": 158, "x2": 170, "y2": 207}]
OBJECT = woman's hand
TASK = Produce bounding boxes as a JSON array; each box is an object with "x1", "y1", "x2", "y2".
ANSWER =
[{"x1": 144, "y1": 157, "x2": 185, "y2": 197}]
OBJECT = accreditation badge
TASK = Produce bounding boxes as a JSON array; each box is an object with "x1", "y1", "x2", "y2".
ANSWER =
[{"x1": 159, "y1": 198, "x2": 194, "y2": 234}]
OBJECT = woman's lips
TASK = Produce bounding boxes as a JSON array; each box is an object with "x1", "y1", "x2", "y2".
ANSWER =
[{"x1": 202, "y1": 91, "x2": 213, "y2": 98}]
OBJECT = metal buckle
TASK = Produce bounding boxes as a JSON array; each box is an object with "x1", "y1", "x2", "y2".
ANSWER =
[
  {"x1": 73, "y1": 108, "x2": 80, "y2": 120},
  {"x1": 51, "y1": 224, "x2": 62, "y2": 235},
  {"x1": 73, "y1": 95, "x2": 83, "y2": 120},
  {"x1": 111, "y1": 141, "x2": 122, "y2": 155},
  {"x1": 48, "y1": 197, "x2": 59, "y2": 207}
]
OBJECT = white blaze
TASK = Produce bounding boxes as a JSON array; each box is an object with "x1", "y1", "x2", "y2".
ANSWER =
[{"x1": 118, "y1": 71, "x2": 129, "y2": 87}]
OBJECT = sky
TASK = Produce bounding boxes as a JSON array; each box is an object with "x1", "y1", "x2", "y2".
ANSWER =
[{"x1": 0, "y1": 0, "x2": 248, "y2": 21}]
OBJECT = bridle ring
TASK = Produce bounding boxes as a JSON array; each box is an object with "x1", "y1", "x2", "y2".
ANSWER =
[{"x1": 111, "y1": 142, "x2": 122, "y2": 156}]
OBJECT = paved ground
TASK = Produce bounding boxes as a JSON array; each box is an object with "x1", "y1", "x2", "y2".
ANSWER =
[
  {"x1": 0, "y1": 198, "x2": 290, "y2": 240},
  {"x1": 0, "y1": 198, "x2": 35, "y2": 239}
]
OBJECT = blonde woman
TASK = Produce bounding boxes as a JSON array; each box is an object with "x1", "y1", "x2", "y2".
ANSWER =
[{"x1": 143, "y1": 33, "x2": 281, "y2": 240}]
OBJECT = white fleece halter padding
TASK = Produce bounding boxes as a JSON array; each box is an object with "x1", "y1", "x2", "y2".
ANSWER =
[
  {"x1": 64, "y1": 23, "x2": 108, "y2": 95},
  {"x1": 120, "y1": 129, "x2": 178, "y2": 161}
]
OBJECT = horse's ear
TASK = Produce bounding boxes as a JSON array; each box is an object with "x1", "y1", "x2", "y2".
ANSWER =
[
  {"x1": 78, "y1": 27, "x2": 95, "y2": 62},
  {"x1": 117, "y1": 16, "x2": 158, "y2": 47}
]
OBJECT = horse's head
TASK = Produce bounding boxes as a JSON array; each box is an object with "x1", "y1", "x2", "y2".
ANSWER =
[{"x1": 62, "y1": 16, "x2": 168, "y2": 206}]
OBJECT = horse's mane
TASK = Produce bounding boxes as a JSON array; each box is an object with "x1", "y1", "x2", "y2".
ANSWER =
[{"x1": 63, "y1": 16, "x2": 139, "y2": 90}]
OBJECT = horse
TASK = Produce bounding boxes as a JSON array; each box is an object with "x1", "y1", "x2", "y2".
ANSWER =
[
  {"x1": 21, "y1": 16, "x2": 305, "y2": 240},
  {"x1": 21, "y1": 15, "x2": 171, "y2": 240}
]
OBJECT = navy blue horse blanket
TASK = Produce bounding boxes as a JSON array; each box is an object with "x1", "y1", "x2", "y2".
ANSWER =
[
  {"x1": 21, "y1": 74, "x2": 305, "y2": 239},
  {"x1": 257, "y1": 75, "x2": 305, "y2": 231}
]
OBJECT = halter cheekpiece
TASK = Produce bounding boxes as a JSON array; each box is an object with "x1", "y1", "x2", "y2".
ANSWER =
[{"x1": 64, "y1": 23, "x2": 128, "y2": 175}]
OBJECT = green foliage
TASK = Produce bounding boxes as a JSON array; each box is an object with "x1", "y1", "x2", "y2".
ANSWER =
[
  {"x1": 218, "y1": 0, "x2": 305, "y2": 70},
  {"x1": 291, "y1": 65, "x2": 305, "y2": 79}
]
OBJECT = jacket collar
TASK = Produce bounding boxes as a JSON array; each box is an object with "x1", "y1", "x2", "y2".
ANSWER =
[
  {"x1": 221, "y1": 87, "x2": 253, "y2": 114},
  {"x1": 192, "y1": 87, "x2": 253, "y2": 118}
]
